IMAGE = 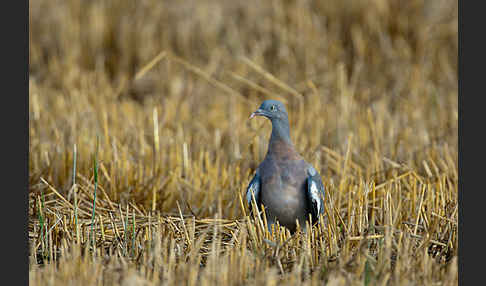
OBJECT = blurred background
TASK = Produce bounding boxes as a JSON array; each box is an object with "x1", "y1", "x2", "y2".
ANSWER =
[
  {"x1": 29, "y1": 1, "x2": 458, "y2": 284},
  {"x1": 29, "y1": 0, "x2": 457, "y2": 217}
]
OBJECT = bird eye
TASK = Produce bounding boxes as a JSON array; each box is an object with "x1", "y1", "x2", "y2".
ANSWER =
[{"x1": 270, "y1": 105, "x2": 276, "y2": 112}]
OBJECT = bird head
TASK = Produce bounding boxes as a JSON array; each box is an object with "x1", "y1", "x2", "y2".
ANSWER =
[{"x1": 249, "y1": 100, "x2": 288, "y2": 121}]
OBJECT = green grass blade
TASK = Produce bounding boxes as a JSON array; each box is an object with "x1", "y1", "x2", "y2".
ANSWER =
[{"x1": 90, "y1": 136, "x2": 99, "y2": 250}]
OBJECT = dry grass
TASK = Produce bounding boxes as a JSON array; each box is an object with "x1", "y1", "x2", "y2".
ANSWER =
[{"x1": 29, "y1": 0, "x2": 458, "y2": 285}]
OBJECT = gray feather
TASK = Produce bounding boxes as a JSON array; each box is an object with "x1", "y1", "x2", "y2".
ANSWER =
[{"x1": 245, "y1": 172, "x2": 261, "y2": 214}]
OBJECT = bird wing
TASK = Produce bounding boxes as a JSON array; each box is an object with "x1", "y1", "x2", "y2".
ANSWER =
[
  {"x1": 245, "y1": 171, "x2": 261, "y2": 216},
  {"x1": 306, "y1": 166, "x2": 325, "y2": 223}
]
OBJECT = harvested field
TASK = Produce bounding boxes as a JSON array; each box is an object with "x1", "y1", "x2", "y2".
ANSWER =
[{"x1": 29, "y1": 0, "x2": 458, "y2": 285}]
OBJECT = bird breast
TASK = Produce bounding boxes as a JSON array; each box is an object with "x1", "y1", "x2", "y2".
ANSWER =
[{"x1": 260, "y1": 157, "x2": 309, "y2": 230}]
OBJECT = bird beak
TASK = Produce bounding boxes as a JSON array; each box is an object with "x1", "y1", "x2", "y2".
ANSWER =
[{"x1": 249, "y1": 109, "x2": 265, "y2": 120}]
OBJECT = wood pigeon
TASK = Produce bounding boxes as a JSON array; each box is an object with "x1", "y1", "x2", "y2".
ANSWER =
[{"x1": 246, "y1": 99, "x2": 325, "y2": 233}]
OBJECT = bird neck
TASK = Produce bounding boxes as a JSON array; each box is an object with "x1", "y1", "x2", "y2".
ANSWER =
[{"x1": 269, "y1": 118, "x2": 294, "y2": 149}]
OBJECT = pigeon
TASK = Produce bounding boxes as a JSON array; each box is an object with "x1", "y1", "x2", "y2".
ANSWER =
[{"x1": 246, "y1": 99, "x2": 325, "y2": 233}]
